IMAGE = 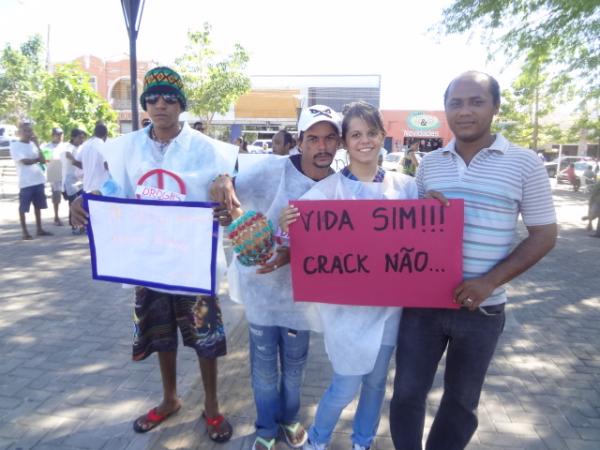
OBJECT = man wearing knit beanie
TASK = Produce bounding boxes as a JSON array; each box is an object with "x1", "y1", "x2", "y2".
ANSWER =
[
  {"x1": 140, "y1": 66, "x2": 187, "y2": 111},
  {"x1": 70, "y1": 66, "x2": 237, "y2": 442}
]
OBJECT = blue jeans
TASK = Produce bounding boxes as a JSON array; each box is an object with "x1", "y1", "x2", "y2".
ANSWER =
[
  {"x1": 389, "y1": 306, "x2": 505, "y2": 450},
  {"x1": 308, "y1": 344, "x2": 395, "y2": 448},
  {"x1": 249, "y1": 323, "x2": 310, "y2": 439}
]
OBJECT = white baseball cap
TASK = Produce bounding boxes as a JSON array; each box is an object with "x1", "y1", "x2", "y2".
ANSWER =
[{"x1": 297, "y1": 104, "x2": 341, "y2": 135}]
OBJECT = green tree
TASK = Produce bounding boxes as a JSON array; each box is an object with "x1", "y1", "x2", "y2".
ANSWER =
[
  {"x1": 440, "y1": 0, "x2": 599, "y2": 98},
  {"x1": 566, "y1": 102, "x2": 600, "y2": 157},
  {"x1": 494, "y1": 50, "x2": 567, "y2": 149},
  {"x1": 29, "y1": 63, "x2": 117, "y2": 141},
  {"x1": 0, "y1": 35, "x2": 45, "y2": 123},
  {"x1": 175, "y1": 23, "x2": 251, "y2": 131}
]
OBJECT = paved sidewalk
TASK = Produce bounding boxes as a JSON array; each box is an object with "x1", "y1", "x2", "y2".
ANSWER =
[{"x1": 0, "y1": 178, "x2": 599, "y2": 450}]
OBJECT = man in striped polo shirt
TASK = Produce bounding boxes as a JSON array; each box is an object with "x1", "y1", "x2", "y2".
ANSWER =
[{"x1": 389, "y1": 71, "x2": 557, "y2": 450}]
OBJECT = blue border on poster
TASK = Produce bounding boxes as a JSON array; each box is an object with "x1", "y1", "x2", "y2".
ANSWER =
[{"x1": 83, "y1": 193, "x2": 219, "y2": 296}]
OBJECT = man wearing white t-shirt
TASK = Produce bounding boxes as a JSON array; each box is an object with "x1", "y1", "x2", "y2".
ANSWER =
[
  {"x1": 9, "y1": 122, "x2": 52, "y2": 240},
  {"x1": 60, "y1": 128, "x2": 86, "y2": 231},
  {"x1": 43, "y1": 127, "x2": 65, "y2": 226},
  {"x1": 76, "y1": 123, "x2": 109, "y2": 192}
]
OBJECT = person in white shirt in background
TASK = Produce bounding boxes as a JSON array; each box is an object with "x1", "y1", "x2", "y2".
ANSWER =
[
  {"x1": 9, "y1": 121, "x2": 53, "y2": 240},
  {"x1": 43, "y1": 127, "x2": 65, "y2": 226},
  {"x1": 77, "y1": 123, "x2": 109, "y2": 193},
  {"x1": 60, "y1": 128, "x2": 86, "y2": 232}
]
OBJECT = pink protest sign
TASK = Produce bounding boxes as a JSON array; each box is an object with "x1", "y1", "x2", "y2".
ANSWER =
[{"x1": 289, "y1": 199, "x2": 464, "y2": 308}]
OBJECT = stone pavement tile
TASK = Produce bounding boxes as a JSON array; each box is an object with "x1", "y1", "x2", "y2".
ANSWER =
[
  {"x1": 32, "y1": 444, "x2": 83, "y2": 450},
  {"x1": 563, "y1": 440, "x2": 600, "y2": 450},
  {"x1": 563, "y1": 408, "x2": 593, "y2": 428},
  {"x1": 476, "y1": 431, "x2": 547, "y2": 448},
  {"x1": 505, "y1": 411, "x2": 551, "y2": 425},
  {"x1": 0, "y1": 361, "x2": 23, "y2": 376},
  {"x1": 100, "y1": 436, "x2": 135, "y2": 450},
  {"x1": 534, "y1": 425, "x2": 569, "y2": 450},
  {"x1": 546, "y1": 415, "x2": 580, "y2": 440},
  {"x1": 574, "y1": 427, "x2": 600, "y2": 440},
  {"x1": 493, "y1": 421, "x2": 539, "y2": 437},
  {"x1": 0, "y1": 396, "x2": 23, "y2": 410}
]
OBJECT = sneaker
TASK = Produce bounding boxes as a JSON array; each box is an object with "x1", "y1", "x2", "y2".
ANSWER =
[
  {"x1": 352, "y1": 444, "x2": 370, "y2": 450},
  {"x1": 303, "y1": 439, "x2": 327, "y2": 450}
]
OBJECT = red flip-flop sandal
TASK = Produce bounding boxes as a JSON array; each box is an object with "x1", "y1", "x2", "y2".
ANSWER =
[
  {"x1": 133, "y1": 406, "x2": 181, "y2": 433},
  {"x1": 202, "y1": 411, "x2": 233, "y2": 443}
]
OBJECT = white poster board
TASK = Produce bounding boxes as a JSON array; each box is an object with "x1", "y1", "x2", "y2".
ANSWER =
[{"x1": 84, "y1": 194, "x2": 218, "y2": 295}]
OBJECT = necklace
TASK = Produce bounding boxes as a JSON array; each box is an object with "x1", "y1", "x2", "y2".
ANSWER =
[{"x1": 150, "y1": 125, "x2": 179, "y2": 152}]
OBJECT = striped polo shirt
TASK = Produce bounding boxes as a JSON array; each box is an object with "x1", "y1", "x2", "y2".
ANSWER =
[{"x1": 415, "y1": 134, "x2": 556, "y2": 306}]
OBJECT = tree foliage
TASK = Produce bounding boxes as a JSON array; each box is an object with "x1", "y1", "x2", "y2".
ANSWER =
[
  {"x1": 440, "y1": 0, "x2": 600, "y2": 98},
  {"x1": 0, "y1": 35, "x2": 45, "y2": 122},
  {"x1": 30, "y1": 63, "x2": 117, "y2": 141},
  {"x1": 493, "y1": 49, "x2": 567, "y2": 148},
  {"x1": 0, "y1": 36, "x2": 118, "y2": 141},
  {"x1": 566, "y1": 102, "x2": 600, "y2": 156},
  {"x1": 175, "y1": 23, "x2": 251, "y2": 129}
]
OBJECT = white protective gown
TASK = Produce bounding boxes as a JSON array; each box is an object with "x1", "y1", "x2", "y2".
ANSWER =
[
  {"x1": 227, "y1": 155, "x2": 322, "y2": 332},
  {"x1": 300, "y1": 170, "x2": 418, "y2": 375},
  {"x1": 99, "y1": 122, "x2": 238, "y2": 293}
]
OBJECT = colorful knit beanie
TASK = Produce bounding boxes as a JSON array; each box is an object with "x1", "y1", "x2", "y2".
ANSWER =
[{"x1": 140, "y1": 66, "x2": 187, "y2": 111}]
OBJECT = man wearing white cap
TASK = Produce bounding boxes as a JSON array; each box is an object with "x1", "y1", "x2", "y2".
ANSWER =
[{"x1": 222, "y1": 105, "x2": 341, "y2": 450}]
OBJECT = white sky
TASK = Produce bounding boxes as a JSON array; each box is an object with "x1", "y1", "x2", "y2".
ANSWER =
[{"x1": 1, "y1": 0, "x2": 519, "y2": 110}]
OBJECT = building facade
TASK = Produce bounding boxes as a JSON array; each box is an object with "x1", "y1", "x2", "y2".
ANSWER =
[{"x1": 70, "y1": 55, "x2": 153, "y2": 133}]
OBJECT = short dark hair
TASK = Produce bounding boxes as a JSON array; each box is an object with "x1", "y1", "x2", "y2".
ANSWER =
[
  {"x1": 276, "y1": 130, "x2": 294, "y2": 147},
  {"x1": 70, "y1": 128, "x2": 86, "y2": 140},
  {"x1": 341, "y1": 101, "x2": 386, "y2": 141},
  {"x1": 93, "y1": 123, "x2": 108, "y2": 138},
  {"x1": 444, "y1": 71, "x2": 501, "y2": 106}
]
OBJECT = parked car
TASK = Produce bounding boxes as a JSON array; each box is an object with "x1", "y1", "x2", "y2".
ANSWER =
[
  {"x1": 247, "y1": 139, "x2": 273, "y2": 153},
  {"x1": 544, "y1": 156, "x2": 592, "y2": 178},
  {"x1": 0, "y1": 124, "x2": 17, "y2": 159},
  {"x1": 382, "y1": 152, "x2": 403, "y2": 171}
]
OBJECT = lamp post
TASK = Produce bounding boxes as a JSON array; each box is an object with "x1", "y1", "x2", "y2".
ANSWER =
[
  {"x1": 121, "y1": 0, "x2": 145, "y2": 131},
  {"x1": 293, "y1": 93, "x2": 305, "y2": 120}
]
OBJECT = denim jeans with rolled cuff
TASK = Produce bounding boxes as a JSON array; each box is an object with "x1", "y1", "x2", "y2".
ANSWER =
[{"x1": 249, "y1": 323, "x2": 310, "y2": 439}]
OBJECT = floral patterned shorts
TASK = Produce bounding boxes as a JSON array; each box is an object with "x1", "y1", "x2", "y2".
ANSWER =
[{"x1": 132, "y1": 287, "x2": 227, "y2": 361}]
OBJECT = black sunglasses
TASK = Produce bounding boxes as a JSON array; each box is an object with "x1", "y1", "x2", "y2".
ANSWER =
[{"x1": 145, "y1": 93, "x2": 179, "y2": 105}]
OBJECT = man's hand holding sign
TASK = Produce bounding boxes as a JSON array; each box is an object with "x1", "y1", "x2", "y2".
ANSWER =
[{"x1": 281, "y1": 197, "x2": 464, "y2": 308}]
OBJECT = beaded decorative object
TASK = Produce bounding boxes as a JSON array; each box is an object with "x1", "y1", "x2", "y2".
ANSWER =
[{"x1": 226, "y1": 211, "x2": 275, "y2": 266}]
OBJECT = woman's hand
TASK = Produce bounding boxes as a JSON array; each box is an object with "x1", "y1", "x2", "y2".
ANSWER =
[{"x1": 279, "y1": 205, "x2": 300, "y2": 233}]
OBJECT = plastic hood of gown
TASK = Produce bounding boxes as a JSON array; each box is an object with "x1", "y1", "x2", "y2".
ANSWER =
[
  {"x1": 99, "y1": 123, "x2": 238, "y2": 294},
  {"x1": 300, "y1": 170, "x2": 418, "y2": 375},
  {"x1": 227, "y1": 155, "x2": 322, "y2": 332}
]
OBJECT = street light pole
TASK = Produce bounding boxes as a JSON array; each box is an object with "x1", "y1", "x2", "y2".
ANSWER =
[{"x1": 121, "y1": 0, "x2": 145, "y2": 131}]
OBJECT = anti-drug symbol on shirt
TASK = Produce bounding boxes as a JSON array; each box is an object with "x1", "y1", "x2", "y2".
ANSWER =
[{"x1": 136, "y1": 168, "x2": 187, "y2": 201}]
